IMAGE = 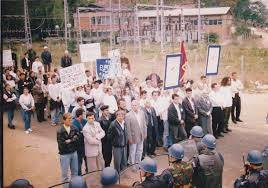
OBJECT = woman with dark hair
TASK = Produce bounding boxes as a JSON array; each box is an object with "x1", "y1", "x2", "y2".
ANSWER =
[
  {"x1": 19, "y1": 87, "x2": 35, "y2": 134},
  {"x1": 220, "y1": 76, "x2": 233, "y2": 133},
  {"x1": 3, "y1": 84, "x2": 17, "y2": 129}
]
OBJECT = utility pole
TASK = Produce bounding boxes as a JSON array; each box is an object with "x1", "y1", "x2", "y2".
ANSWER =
[
  {"x1": 160, "y1": 0, "x2": 164, "y2": 52},
  {"x1": 76, "y1": 7, "x2": 82, "y2": 58},
  {"x1": 24, "y1": 0, "x2": 32, "y2": 48},
  {"x1": 109, "y1": 0, "x2": 113, "y2": 50},
  {"x1": 156, "y1": 0, "x2": 160, "y2": 42},
  {"x1": 64, "y1": 0, "x2": 70, "y2": 49},
  {"x1": 197, "y1": 0, "x2": 201, "y2": 43}
]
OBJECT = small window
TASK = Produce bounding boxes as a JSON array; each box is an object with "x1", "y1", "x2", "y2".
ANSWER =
[
  {"x1": 217, "y1": 19, "x2": 223, "y2": 25},
  {"x1": 97, "y1": 17, "x2": 101, "y2": 25},
  {"x1": 194, "y1": 20, "x2": 198, "y2": 25},
  {"x1": 91, "y1": 17, "x2": 96, "y2": 25},
  {"x1": 213, "y1": 20, "x2": 217, "y2": 25}
]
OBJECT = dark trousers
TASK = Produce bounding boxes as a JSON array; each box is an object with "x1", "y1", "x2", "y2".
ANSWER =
[
  {"x1": 144, "y1": 126, "x2": 156, "y2": 155},
  {"x1": 223, "y1": 107, "x2": 231, "y2": 130},
  {"x1": 231, "y1": 93, "x2": 241, "y2": 121},
  {"x1": 212, "y1": 107, "x2": 224, "y2": 136},
  {"x1": 77, "y1": 152, "x2": 88, "y2": 175},
  {"x1": 44, "y1": 64, "x2": 51, "y2": 73},
  {"x1": 113, "y1": 146, "x2": 127, "y2": 173},
  {"x1": 35, "y1": 102, "x2": 45, "y2": 122},
  {"x1": 185, "y1": 121, "x2": 197, "y2": 137},
  {"x1": 157, "y1": 116, "x2": 163, "y2": 146},
  {"x1": 102, "y1": 143, "x2": 113, "y2": 167},
  {"x1": 169, "y1": 124, "x2": 187, "y2": 144}
]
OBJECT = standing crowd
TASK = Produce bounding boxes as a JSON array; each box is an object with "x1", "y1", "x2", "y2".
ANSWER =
[{"x1": 3, "y1": 45, "x2": 247, "y2": 187}]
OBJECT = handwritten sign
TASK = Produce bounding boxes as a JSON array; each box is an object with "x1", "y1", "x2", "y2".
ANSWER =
[
  {"x1": 206, "y1": 45, "x2": 221, "y2": 75},
  {"x1": 3, "y1": 50, "x2": 13, "y2": 67},
  {"x1": 79, "y1": 43, "x2": 101, "y2": 62},
  {"x1": 59, "y1": 63, "x2": 87, "y2": 89}
]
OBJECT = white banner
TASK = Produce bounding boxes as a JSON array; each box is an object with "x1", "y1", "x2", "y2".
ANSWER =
[
  {"x1": 3, "y1": 50, "x2": 13, "y2": 67},
  {"x1": 107, "y1": 49, "x2": 121, "y2": 78},
  {"x1": 164, "y1": 54, "x2": 182, "y2": 90},
  {"x1": 59, "y1": 63, "x2": 87, "y2": 89},
  {"x1": 79, "y1": 43, "x2": 101, "y2": 63},
  {"x1": 206, "y1": 45, "x2": 221, "y2": 75}
]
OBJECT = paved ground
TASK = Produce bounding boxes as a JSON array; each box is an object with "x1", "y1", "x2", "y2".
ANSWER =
[{"x1": 3, "y1": 93, "x2": 268, "y2": 188}]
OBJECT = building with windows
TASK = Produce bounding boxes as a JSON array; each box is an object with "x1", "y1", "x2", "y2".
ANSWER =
[{"x1": 74, "y1": 5, "x2": 233, "y2": 42}]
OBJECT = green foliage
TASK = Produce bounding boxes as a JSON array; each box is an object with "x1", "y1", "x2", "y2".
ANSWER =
[
  {"x1": 234, "y1": 0, "x2": 266, "y2": 25},
  {"x1": 67, "y1": 39, "x2": 77, "y2": 53},
  {"x1": 235, "y1": 24, "x2": 251, "y2": 36},
  {"x1": 205, "y1": 32, "x2": 219, "y2": 43},
  {"x1": 251, "y1": 48, "x2": 268, "y2": 57}
]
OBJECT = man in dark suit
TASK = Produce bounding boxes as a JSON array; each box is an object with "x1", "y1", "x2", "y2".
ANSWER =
[
  {"x1": 142, "y1": 100, "x2": 159, "y2": 157},
  {"x1": 20, "y1": 52, "x2": 31, "y2": 72},
  {"x1": 107, "y1": 110, "x2": 128, "y2": 173},
  {"x1": 98, "y1": 105, "x2": 113, "y2": 167},
  {"x1": 182, "y1": 88, "x2": 198, "y2": 137},
  {"x1": 168, "y1": 94, "x2": 187, "y2": 144}
]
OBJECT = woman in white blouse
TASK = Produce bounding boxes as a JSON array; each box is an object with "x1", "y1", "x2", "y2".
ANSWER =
[{"x1": 19, "y1": 87, "x2": 35, "y2": 134}]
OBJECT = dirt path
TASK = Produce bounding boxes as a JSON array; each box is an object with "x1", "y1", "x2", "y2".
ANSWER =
[{"x1": 3, "y1": 93, "x2": 268, "y2": 188}]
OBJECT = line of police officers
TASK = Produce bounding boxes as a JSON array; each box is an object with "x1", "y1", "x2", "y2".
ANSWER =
[{"x1": 9, "y1": 126, "x2": 268, "y2": 188}]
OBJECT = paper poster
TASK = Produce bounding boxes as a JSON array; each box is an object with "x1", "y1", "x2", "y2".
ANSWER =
[
  {"x1": 59, "y1": 63, "x2": 87, "y2": 89},
  {"x1": 164, "y1": 54, "x2": 182, "y2": 90},
  {"x1": 206, "y1": 45, "x2": 221, "y2": 75},
  {"x1": 79, "y1": 43, "x2": 101, "y2": 62},
  {"x1": 3, "y1": 50, "x2": 13, "y2": 67},
  {"x1": 108, "y1": 49, "x2": 121, "y2": 78},
  {"x1": 96, "y1": 58, "x2": 111, "y2": 80}
]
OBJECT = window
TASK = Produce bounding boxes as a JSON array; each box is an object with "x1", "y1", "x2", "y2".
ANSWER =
[
  {"x1": 209, "y1": 19, "x2": 218, "y2": 25},
  {"x1": 217, "y1": 19, "x2": 223, "y2": 25},
  {"x1": 193, "y1": 20, "x2": 198, "y2": 25},
  {"x1": 91, "y1": 17, "x2": 96, "y2": 25},
  {"x1": 97, "y1": 17, "x2": 101, "y2": 25}
]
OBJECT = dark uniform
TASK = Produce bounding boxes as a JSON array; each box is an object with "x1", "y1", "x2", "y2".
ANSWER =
[
  {"x1": 134, "y1": 175, "x2": 169, "y2": 188},
  {"x1": 193, "y1": 149, "x2": 224, "y2": 188},
  {"x1": 234, "y1": 169, "x2": 268, "y2": 188},
  {"x1": 262, "y1": 147, "x2": 268, "y2": 170}
]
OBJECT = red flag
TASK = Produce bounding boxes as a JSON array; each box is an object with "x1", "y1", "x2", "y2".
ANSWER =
[{"x1": 180, "y1": 41, "x2": 187, "y2": 83}]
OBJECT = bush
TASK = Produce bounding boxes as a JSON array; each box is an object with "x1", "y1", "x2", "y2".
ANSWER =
[
  {"x1": 235, "y1": 24, "x2": 251, "y2": 36},
  {"x1": 67, "y1": 39, "x2": 77, "y2": 53},
  {"x1": 204, "y1": 32, "x2": 219, "y2": 43}
]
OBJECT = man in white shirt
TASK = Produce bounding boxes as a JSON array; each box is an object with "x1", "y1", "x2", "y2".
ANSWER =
[
  {"x1": 231, "y1": 72, "x2": 244, "y2": 124},
  {"x1": 91, "y1": 80, "x2": 104, "y2": 109},
  {"x1": 32, "y1": 56, "x2": 44, "y2": 74},
  {"x1": 125, "y1": 100, "x2": 147, "y2": 170},
  {"x1": 209, "y1": 83, "x2": 225, "y2": 139},
  {"x1": 102, "y1": 87, "x2": 118, "y2": 119},
  {"x1": 48, "y1": 74, "x2": 62, "y2": 126}
]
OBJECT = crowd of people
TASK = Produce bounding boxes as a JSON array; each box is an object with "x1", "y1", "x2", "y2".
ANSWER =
[{"x1": 4, "y1": 45, "x2": 254, "y2": 188}]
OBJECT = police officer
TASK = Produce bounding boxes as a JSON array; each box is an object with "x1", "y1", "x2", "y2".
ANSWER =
[
  {"x1": 190, "y1": 126, "x2": 205, "y2": 154},
  {"x1": 69, "y1": 176, "x2": 88, "y2": 188},
  {"x1": 234, "y1": 150, "x2": 268, "y2": 188},
  {"x1": 262, "y1": 147, "x2": 268, "y2": 170},
  {"x1": 9, "y1": 179, "x2": 33, "y2": 188},
  {"x1": 192, "y1": 134, "x2": 224, "y2": 188},
  {"x1": 167, "y1": 143, "x2": 194, "y2": 187},
  {"x1": 100, "y1": 167, "x2": 130, "y2": 188},
  {"x1": 133, "y1": 157, "x2": 171, "y2": 188}
]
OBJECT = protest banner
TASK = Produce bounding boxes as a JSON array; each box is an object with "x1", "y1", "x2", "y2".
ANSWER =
[
  {"x1": 96, "y1": 58, "x2": 111, "y2": 80},
  {"x1": 164, "y1": 54, "x2": 182, "y2": 90},
  {"x1": 79, "y1": 43, "x2": 101, "y2": 63},
  {"x1": 205, "y1": 45, "x2": 221, "y2": 75},
  {"x1": 3, "y1": 50, "x2": 13, "y2": 67},
  {"x1": 108, "y1": 49, "x2": 121, "y2": 78},
  {"x1": 59, "y1": 63, "x2": 87, "y2": 89}
]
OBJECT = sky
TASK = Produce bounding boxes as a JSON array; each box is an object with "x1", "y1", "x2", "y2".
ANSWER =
[{"x1": 261, "y1": 0, "x2": 268, "y2": 7}]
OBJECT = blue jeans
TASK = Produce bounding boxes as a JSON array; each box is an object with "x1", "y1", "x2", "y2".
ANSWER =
[
  {"x1": 7, "y1": 110, "x2": 14, "y2": 126},
  {"x1": 163, "y1": 120, "x2": 172, "y2": 148},
  {"x1": 60, "y1": 151, "x2": 78, "y2": 182},
  {"x1": 51, "y1": 108, "x2": 61, "y2": 124},
  {"x1": 21, "y1": 110, "x2": 31, "y2": 130}
]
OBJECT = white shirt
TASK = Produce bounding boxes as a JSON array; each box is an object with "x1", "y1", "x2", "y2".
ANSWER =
[
  {"x1": 220, "y1": 86, "x2": 232, "y2": 107},
  {"x1": 231, "y1": 79, "x2": 244, "y2": 96},
  {"x1": 32, "y1": 61, "x2": 44, "y2": 73},
  {"x1": 123, "y1": 95, "x2": 132, "y2": 111},
  {"x1": 61, "y1": 88, "x2": 74, "y2": 106},
  {"x1": 91, "y1": 87, "x2": 104, "y2": 107},
  {"x1": 19, "y1": 94, "x2": 35, "y2": 110},
  {"x1": 48, "y1": 83, "x2": 62, "y2": 101},
  {"x1": 72, "y1": 105, "x2": 87, "y2": 118},
  {"x1": 102, "y1": 94, "x2": 118, "y2": 114},
  {"x1": 117, "y1": 120, "x2": 125, "y2": 130},
  {"x1": 173, "y1": 102, "x2": 182, "y2": 120},
  {"x1": 209, "y1": 90, "x2": 224, "y2": 107},
  {"x1": 150, "y1": 98, "x2": 161, "y2": 116},
  {"x1": 158, "y1": 95, "x2": 171, "y2": 121},
  {"x1": 187, "y1": 97, "x2": 196, "y2": 113}
]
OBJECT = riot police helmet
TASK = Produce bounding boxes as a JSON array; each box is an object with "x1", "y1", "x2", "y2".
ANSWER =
[
  {"x1": 100, "y1": 167, "x2": 119, "y2": 186},
  {"x1": 190, "y1": 126, "x2": 204, "y2": 138},
  {"x1": 247, "y1": 150, "x2": 263, "y2": 165},
  {"x1": 139, "y1": 157, "x2": 157, "y2": 174},
  {"x1": 168, "y1": 144, "x2": 184, "y2": 160},
  {"x1": 201, "y1": 134, "x2": 216, "y2": 149},
  {"x1": 69, "y1": 176, "x2": 88, "y2": 188}
]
